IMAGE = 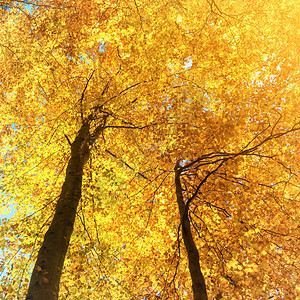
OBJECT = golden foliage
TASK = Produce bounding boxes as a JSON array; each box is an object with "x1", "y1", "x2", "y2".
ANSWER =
[{"x1": 0, "y1": 0, "x2": 299, "y2": 298}]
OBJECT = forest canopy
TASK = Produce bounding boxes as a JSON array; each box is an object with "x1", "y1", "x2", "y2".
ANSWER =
[{"x1": 0, "y1": 0, "x2": 299, "y2": 299}]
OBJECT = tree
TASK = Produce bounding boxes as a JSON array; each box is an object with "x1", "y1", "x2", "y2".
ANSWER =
[
  {"x1": 0, "y1": 0, "x2": 299, "y2": 299},
  {"x1": 174, "y1": 121, "x2": 300, "y2": 299}
]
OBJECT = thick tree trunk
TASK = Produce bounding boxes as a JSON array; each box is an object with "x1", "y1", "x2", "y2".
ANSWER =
[
  {"x1": 174, "y1": 165, "x2": 208, "y2": 300},
  {"x1": 26, "y1": 121, "x2": 92, "y2": 300}
]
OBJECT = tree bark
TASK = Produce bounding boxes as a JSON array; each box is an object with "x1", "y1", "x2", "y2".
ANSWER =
[
  {"x1": 26, "y1": 119, "x2": 101, "y2": 300},
  {"x1": 174, "y1": 164, "x2": 208, "y2": 300}
]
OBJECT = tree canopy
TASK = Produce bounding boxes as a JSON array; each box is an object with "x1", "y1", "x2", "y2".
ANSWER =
[{"x1": 0, "y1": 0, "x2": 299, "y2": 299}]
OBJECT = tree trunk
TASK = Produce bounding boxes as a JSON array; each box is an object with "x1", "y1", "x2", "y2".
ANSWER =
[
  {"x1": 26, "y1": 121, "x2": 93, "y2": 300},
  {"x1": 174, "y1": 165, "x2": 208, "y2": 300}
]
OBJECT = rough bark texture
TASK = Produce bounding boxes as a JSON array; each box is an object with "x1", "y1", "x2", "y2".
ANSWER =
[
  {"x1": 26, "y1": 119, "x2": 103, "y2": 300},
  {"x1": 175, "y1": 165, "x2": 208, "y2": 300}
]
